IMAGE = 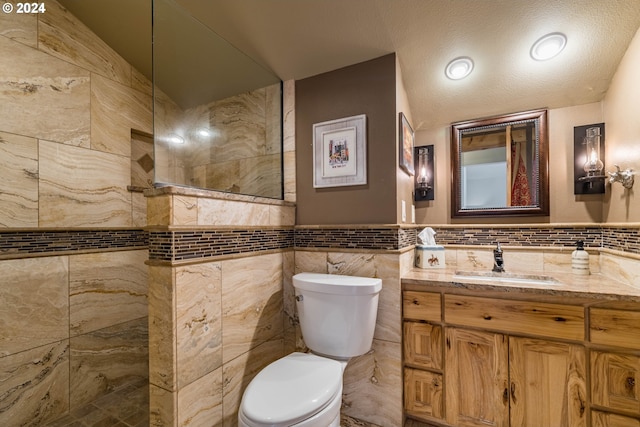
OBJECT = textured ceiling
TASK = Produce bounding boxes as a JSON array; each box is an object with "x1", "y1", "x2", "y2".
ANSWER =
[{"x1": 60, "y1": 0, "x2": 640, "y2": 130}]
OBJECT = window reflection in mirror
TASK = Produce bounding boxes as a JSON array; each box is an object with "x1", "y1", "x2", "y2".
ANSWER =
[{"x1": 451, "y1": 109, "x2": 549, "y2": 217}]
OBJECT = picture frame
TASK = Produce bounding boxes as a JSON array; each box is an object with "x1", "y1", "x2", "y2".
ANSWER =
[
  {"x1": 312, "y1": 114, "x2": 367, "y2": 188},
  {"x1": 399, "y1": 112, "x2": 415, "y2": 176}
]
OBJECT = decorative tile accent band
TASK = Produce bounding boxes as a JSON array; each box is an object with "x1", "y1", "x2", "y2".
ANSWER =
[
  {"x1": 432, "y1": 226, "x2": 603, "y2": 248},
  {"x1": 149, "y1": 229, "x2": 295, "y2": 262},
  {"x1": 295, "y1": 228, "x2": 403, "y2": 250},
  {"x1": 1, "y1": 225, "x2": 638, "y2": 261},
  {"x1": 0, "y1": 229, "x2": 148, "y2": 259}
]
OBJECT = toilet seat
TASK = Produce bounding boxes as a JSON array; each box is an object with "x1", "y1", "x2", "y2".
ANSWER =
[{"x1": 239, "y1": 352, "x2": 343, "y2": 426}]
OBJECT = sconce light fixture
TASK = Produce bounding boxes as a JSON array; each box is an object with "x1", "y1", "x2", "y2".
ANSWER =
[
  {"x1": 414, "y1": 145, "x2": 434, "y2": 201},
  {"x1": 574, "y1": 123, "x2": 605, "y2": 194}
]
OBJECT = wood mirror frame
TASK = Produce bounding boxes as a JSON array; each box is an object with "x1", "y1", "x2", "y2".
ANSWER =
[{"x1": 451, "y1": 109, "x2": 549, "y2": 218}]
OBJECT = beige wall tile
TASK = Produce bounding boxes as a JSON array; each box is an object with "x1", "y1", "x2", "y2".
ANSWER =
[
  {"x1": 39, "y1": 140, "x2": 131, "y2": 227},
  {"x1": 70, "y1": 318, "x2": 148, "y2": 408},
  {"x1": 503, "y1": 250, "x2": 544, "y2": 272},
  {"x1": 238, "y1": 154, "x2": 281, "y2": 199},
  {"x1": 294, "y1": 250, "x2": 328, "y2": 274},
  {"x1": 70, "y1": 250, "x2": 148, "y2": 336},
  {"x1": 600, "y1": 253, "x2": 640, "y2": 288},
  {"x1": 150, "y1": 383, "x2": 178, "y2": 427},
  {"x1": 456, "y1": 248, "x2": 495, "y2": 271},
  {"x1": 327, "y1": 252, "x2": 376, "y2": 276},
  {"x1": 283, "y1": 150, "x2": 297, "y2": 203},
  {"x1": 221, "y1": 253, "x2": 284, "y2": 363},
  {"x1": 147, "y1": 194, "x2": 172, "y2": 226},
  {"x1": 0, "y1": 256, "x2": 68, "y2": 356},
  {"x1": 0, "y1": 131, "x2": 38, "y2": 227},
  {"x1": 149, "y1": 265, "x2": 177, "y2": 392},
  {"x1": 0, "y1": 36, "x2": 90, "y2": 146},
  {"x1": 38, "y1": 0, "x2": 131, "y2": 85},
  {"x1": 372, "y1": 254, "x2": 402, "y2": 343},
  {"x1": 132, "y1": 67, "x2": 152, "y2": 97},
  {"x1": 222, "y1": 337, "x2": 284, "y2": 427},
  {"x1": 173, "y1": 195, "x2": 198, "y2": 226},
  {"x1": 176, "y1": 262, "x2": 223, "y2": 388},
  {"x1": 91, "y1": 73, "x2": 152, "y2": 156},
  {"x1": 198, "y1": 198, "x2": 269, "y2": 226},
  {"x1": 269, "y1": 205, "x2": 295, "y2": 226},
  {"x1": 132, "y1": 191, "x2": 147, "y2": 227},
  {"x1": 342, "y1": 338, "x2": 403, "y2": 427},
  {"x1": 178, "y1": 367, "x2": 223, "y2": 427},
  {"x1": 0, "y1": 7, "x2": 36, "y2": 47},
  {"x1": 0, "y1": 340, "x2": 69, "y2": 426}
]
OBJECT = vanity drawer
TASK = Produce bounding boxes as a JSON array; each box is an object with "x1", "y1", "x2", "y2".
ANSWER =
[
  {"x1": 444, "y1": 294, "x2": 585, "y2": 340},
  {"x1": 403, "y1": 291, "x2": 441, "y2": 322},
  {"x1": 591, "y1": 351, "x2": 640, "y2": 415},
  {"x1": 590, "y1": 308, "x2": 640, "y2": 350},
  {"x1": 404, "y1": 322, "x2": 442, "y2": 370}
]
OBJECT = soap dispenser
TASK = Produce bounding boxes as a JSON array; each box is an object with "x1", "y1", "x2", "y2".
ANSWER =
[{"x1": 571, "y1": 240, "x2": 590, "y2": 275}]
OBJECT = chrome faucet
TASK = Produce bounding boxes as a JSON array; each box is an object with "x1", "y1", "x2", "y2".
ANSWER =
[{"x1": 492, "y1": 243, "x2": 505, "y2": 273}]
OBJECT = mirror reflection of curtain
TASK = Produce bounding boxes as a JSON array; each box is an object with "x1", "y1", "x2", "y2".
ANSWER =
[{"x1": 511, "y1": 141, "x2": 532, "y2": 206}]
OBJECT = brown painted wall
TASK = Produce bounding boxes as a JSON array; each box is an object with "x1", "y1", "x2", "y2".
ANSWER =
[{"x1": 295, "y1": 54, "x2": 397, "y2": 225}]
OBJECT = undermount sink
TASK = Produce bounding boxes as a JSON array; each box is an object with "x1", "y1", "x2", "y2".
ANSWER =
[{"x1": 453, "y1": 271, "x2": 560, "y2": 286}]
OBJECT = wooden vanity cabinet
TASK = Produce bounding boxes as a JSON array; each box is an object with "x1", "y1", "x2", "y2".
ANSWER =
[
  {"x1": 403, "y1": 290, "x2": 589, "y2": 427},
  {"x1": 589, "y1": 308, "x2": 640, "y2": 425}
]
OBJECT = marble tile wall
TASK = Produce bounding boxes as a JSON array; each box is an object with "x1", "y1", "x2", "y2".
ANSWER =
[
  {"x1": 146, "y1": 187, "x2": 295, "y2": 426},
  {"x1": 0, "y1": 250, "x2": 149, "y2": 426},
  {"x1": 0, "y1": 2, "x2": 153, "y2": 425}
]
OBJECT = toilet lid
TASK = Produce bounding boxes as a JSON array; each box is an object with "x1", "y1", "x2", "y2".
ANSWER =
[{"x1": 241, "y1": 352, "x2": 343, "y2": 426}]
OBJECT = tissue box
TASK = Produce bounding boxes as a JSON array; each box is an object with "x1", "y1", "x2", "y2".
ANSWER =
[{"x1": 415, "y1": 245, "x2": 446, "y2": 269}]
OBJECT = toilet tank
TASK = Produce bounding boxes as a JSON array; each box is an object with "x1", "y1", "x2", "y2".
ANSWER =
[{"x1": 293, "y1": 273, "x2": 382, "y2": 359}]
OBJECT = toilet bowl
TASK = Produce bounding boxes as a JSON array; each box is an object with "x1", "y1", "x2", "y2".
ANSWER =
[
  {"x1": 238, "y1": 273, "x2": 382, "y2": 427},
  {"x1": 238, "y1": 353, "x2": 346, "y2": 427}
]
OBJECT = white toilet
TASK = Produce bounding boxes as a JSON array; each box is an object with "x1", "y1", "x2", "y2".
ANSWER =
[{"x1": 238, "y1": 272, "x2": 382, "y2": 427}]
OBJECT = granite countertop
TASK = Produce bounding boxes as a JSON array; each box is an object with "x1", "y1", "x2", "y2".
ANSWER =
[{"x1": 402, "y1": 267, "x2": 640, "y2": 303}]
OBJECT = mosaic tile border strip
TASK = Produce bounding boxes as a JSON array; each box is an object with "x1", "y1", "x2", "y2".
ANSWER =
[
  {"x1": 148, "y1": 229, "x2": 295, "y2": 262},
  {"x1": 1, "y1": 225, "x2": 638, "y2": 261},
  {"x1": 432, "y1": 226, "x2": 603, "y2": 248},
  {"x1": 0, "y1": 229, "x2": 148, "y2": 259},
  {"x1": 294, "y1": 228, "x2": 402, "y2": 251}
]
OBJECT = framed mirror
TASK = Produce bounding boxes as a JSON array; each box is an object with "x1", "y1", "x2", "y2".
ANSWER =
[{"x1": 451, "y1": 109, "x2": 549, "y2": 217}]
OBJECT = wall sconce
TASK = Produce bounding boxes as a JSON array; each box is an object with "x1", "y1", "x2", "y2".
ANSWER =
[
  {"x1": 414, "y1": 145, "x2": 434, "y2": 201},
  {"x1": 574, "y1": 123, "x2": 605, "y2": 194}
]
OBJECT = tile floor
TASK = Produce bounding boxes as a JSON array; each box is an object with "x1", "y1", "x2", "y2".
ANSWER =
[
  {"x1": 41, "y1": 380, "x2": 430, "y2": 427},
  {"x1": 42, "y1": 379, "x2": 148, "y2": 427}
]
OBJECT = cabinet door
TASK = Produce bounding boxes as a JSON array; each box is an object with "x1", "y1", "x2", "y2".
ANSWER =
[
  {"x1": 404, "y1": 322, "x2": 442, "y2": 370},
  {"x1": 509, "y1": 337, "x2": 587, "y2": 427},
  {"x1": 592, "y1": 351, "x2": 640, "y2": 414},
  {"x1": 592, "y1": 410, "x2": 640, "y2": 427},
  {"x1": 405, "y1": 367, "x2": 444, "y2": 420},
  {"x1": 445, "y1": 328, "x2": 509, "y2": 427}
]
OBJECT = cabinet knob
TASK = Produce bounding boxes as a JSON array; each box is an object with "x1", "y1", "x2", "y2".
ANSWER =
[{"x1": 627, "y1": 376, "x2": 636, "y2": 391}]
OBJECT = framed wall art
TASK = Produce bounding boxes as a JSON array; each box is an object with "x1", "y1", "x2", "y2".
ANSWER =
[
  {"x1": 399, "y1": 112, "x2": 415, "y2": 176},
  {"x1": 312, "y1": 114, "x2": 367, "y2": 188}
]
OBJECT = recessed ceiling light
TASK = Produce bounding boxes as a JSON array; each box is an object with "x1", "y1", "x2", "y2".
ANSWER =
[
  {"x1": 445, "y1": 57, "x2": 474, "y2": 80},
  {"x1": 530, "y1": 32, "x2": 567, "y2": 61}
]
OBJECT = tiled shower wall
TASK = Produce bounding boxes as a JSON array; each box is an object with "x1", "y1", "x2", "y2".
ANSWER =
[{"x1": 0, "y1": 1, "x2": 152, "y2": 425}]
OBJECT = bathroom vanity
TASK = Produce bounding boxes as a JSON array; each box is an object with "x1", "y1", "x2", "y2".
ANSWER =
[{"x1": 401, "y1": 269, "x2": 640, "y2": 427}]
